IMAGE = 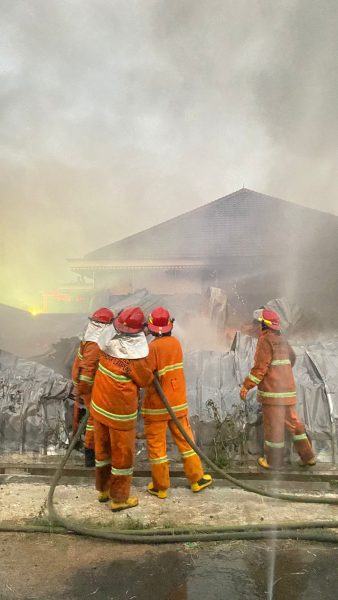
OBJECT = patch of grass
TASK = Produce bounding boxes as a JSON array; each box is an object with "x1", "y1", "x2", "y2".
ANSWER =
[
  {"x1": 160, "y1": 520, "x2": 178, "y2": 530},
  {"x1": 29, "y1": 516, "x2": 53, "y2": 528},
  {"x1": 120, "y1": 516, "x2": 147, "y2": 530},
  {"x1": 206, "y1": 399, "x2": 247, "y2": 468}
]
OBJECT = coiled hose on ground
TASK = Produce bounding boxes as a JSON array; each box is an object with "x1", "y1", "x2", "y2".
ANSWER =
[{"x1": 1, "y1": 376, "x2": 338, "y2": 543}]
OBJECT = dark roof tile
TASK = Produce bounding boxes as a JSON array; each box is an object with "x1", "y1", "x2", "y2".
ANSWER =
[{"x1": 85, "y1": 188, "x2": 338, "y2": 260}]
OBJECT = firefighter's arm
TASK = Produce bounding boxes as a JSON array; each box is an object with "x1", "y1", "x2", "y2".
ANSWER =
[
  {"x1": 240, "y1": 338, "x2": 273, "y2": 399},
  {"x1": 77, "y1": 342, "x2": 100, "y2": 394},
  {"x1": 145, "y1": 343, "x2": 157, "y2": 373},
  {"x1": 71, "y1": 350, "x2": 81, "y2": 386},
  {"x1": 130, "y1": 358, "x2": 154, "y2": 388}
]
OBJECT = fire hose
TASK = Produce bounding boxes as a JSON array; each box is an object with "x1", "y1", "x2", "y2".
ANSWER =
[{"x1": 1, "y1": 376, "x2": 338, "y2": 543}]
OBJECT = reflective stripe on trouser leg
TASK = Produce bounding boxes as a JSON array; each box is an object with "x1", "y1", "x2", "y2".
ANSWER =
[
  {"x1": 262, "y1": 405, "x2": 286, "y2": 468},
  {"x1": 93, "y1": 419, "x2": 111, "y2": 492},
  {"x1": 144, "y1": 420, "x2": 170, "y2": 491},
  {"x1": 109, "y1": 427, "x2": 136, "y2": 502},
  {"x1": 84, "y1": 414, "x2": 95, "y2": 450},
  {"x1": 285, "y1": 406, "x2": 315, "y2": 463},
  {"x1": 168, "y1": 416, "x2": 204, "y2": 483},
  {"x1": 82, "y1": 390, "x2": 95, "y2": 450}
]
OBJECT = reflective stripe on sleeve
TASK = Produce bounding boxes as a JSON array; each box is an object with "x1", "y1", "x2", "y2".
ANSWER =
[
  {"x1": 157, "y1": 362, "x2": 183, "y2": 377},
  {"x1": 293, "y1": 433, "x2": 308, "y2": 441},
  {"x1": 86, "y1": 424, "x2": 94, "y2": 431},
  {"x1": 77, "y1": 350, "x2": 83, "y2": 360},
  {"x1": 79, "y1": 374, "x2": 94, "y2": 384},
  {"x1": 98, "y1": 363, "x2": 132, "y2": 382},
  {"x1": 91, "y1": 400, "x2": 137, "y2": 422},
  {"x1": 111, "y1": 466, "x2": 133, "y2": 476},
  {"x1": 248, "y1": 373, "x2": 261, "y2": 385}
]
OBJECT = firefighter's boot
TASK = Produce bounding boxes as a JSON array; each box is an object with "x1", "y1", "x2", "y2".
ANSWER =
[
  {"x1": 257, "y1": 456, "x2": 270, "y2": 469},
  {"x1": 258, "y1": 456, "x2": 282, "y2": 470},
  {"x1": 298, "y1": 457, "x2": 317, "y2": 467},
  {"x1": 84, "y1": 447, "x2": 95, "y2": 468},
  {"x1": 191, "y1": 474, "x2": 213, "y2": 493},
  {"x1": 97, "y1": 490, "x2": 110, "y2": 503},
  {"x1": 147, "y1": 482, "x2": 167, "y2": 499},
  {"x1": 111, "y1": 497, "x2": 139, "y2": 512}
]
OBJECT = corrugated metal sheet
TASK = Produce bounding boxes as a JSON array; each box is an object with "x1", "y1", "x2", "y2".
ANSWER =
[
  {"x1": 183, "y1": 332, "x2": 338, "y2": 462},
  {"x1": 0, "y1": 350, "x2": 72, "y2": 453},
  {"x1": 2, "y1": 332, "x2": 337, "y2": 459}
]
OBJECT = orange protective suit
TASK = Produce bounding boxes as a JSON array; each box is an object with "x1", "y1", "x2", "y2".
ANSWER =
[
  {"x1": 242, "y1": 329, "x2": 314, "y2": 468},
  {"x1": 71, "y1": 340, "x2": 100, "y2": 450},
  {"x1": 142, "y1": 336, "x2": 204, "y2": 490},
  {"x1": 91, "y1": 352, "x2": 153, "y2": 502}
]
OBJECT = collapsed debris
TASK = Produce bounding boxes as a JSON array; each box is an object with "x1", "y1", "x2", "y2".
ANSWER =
[
  {"x1": 1, "y1": 335, "x2": 337, "y2": 463},
  {"x1": 0, "y1": 350, "x2": 72, "y2": 453},
  {"x1": 0, "y1": 290, "x2": 337, "y2": 461}
]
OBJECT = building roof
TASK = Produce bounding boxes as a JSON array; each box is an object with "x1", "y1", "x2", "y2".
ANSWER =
[{"x1": 83, "y1": 188, "x2": 338, "y2": 262}]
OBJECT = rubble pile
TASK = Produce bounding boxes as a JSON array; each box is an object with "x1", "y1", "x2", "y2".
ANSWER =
[
  {"x1": 186, "y1": 332, "x2": 337, "y2": 463},
  {"x1": 0, "y1": 350, "x2": 72, "y2": 453},
  {"x1": 0, "y1": 292, "x2": 337, "y2": 461}
]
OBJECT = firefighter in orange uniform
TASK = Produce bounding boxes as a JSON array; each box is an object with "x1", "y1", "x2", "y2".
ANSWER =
[
  {"x1": 71, "y1": 308, "x2": 114, "y2": 467},
  {"x1": 240, "y1": 308, "x2": 316, "y2": 469},
  {"x1": 142, "y1": 307, "x2": 212, "y2": 498},
  {"x1": 91, "y1": 307, "x2": 154, "y2": 511}
]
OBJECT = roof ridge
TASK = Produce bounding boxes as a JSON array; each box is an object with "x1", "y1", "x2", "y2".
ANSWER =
[
  {"x1": 84, "y1": 188, "x2": 255, "y2": 257},
  {"x1": 84, "y1": 188, "x2": 337, "y2": 259}
]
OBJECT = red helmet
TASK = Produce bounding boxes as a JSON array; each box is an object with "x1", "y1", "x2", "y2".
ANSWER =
[
  {"x1": 90, "y1": 307, "x2": 114, "y2": 324},
  {"x1": 147, "y1": 307, "x2": 174, "y2": 335},
  {"x1": 114, "y1": 306, "x2": 145, "y2": 334},
  {"x1": 253, "y1": 308, "x2": 280, "y2": 331}
]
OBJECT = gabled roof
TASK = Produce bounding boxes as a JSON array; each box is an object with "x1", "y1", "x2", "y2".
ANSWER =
[{"x1": 85, "y1": 188, "x2": 338, "y2": 261}]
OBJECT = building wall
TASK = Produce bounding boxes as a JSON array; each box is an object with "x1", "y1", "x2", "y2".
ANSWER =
[{"x1": 93, "y1": 268, "x2": 211, "y2": 295}]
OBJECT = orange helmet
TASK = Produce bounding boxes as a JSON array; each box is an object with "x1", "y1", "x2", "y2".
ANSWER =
[
  {"x1": 114, "y1": 306, "x2": 145, "y2": 334},
  {"x1": 147, "y1": 307, "x2": 174, "y2": 335},
  {"x1": 90, "y1": 307, "x2": 114, "y2": 324},
  {"x1": 253, "y1": 308, "x2": 280, "y2": 331}
]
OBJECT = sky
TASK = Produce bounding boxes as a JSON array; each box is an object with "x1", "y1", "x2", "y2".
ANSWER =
[{"x1": 1, "y1": 0, "x2": 337, "y2": 309}]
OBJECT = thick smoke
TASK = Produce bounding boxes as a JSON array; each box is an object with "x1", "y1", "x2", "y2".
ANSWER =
[{"x1": 0, "y1": 0, "x2": 337, "y2": 308}]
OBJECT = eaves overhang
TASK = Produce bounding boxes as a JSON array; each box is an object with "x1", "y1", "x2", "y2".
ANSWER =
[{"x1": 67, "y1": 258, "x2": 216, "y2": 273}]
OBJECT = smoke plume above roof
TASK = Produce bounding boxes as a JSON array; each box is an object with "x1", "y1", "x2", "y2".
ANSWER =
[{"x1": 1, "y1": 0, "x2": 337, "y2": 308}]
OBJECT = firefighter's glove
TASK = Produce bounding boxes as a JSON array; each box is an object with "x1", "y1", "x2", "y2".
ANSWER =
[{"x1": 240, "y1": 386, "x2": 248, "y2": 401}]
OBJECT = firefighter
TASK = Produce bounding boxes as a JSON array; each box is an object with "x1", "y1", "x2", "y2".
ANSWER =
[
  {"x1": 71, "y1": 307, "x2": 114, "y2": 467},
  {"x1": 142, "y1": 307, "x2": 212, "y2": 498},
  {"x1": 240, "y1": 308, "x2": 316, "y2": 469},
  {"x1": 91, "y1": 306, "x2": 154, "y2": 512}
]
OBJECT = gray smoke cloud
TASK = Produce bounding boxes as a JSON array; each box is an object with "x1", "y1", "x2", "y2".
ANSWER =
[{"x1": 0, "y1": 0, "x2": 337, "y2": 308}]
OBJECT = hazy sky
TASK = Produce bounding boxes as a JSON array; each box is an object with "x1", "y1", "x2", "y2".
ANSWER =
[{"x1": 1, "y1": 0, "x2": 337, "y2": 308}]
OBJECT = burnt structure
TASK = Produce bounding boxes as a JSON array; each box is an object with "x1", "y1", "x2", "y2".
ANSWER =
[{"x1": 69, "y1": 188, "x2": 338, "y2": 318}]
